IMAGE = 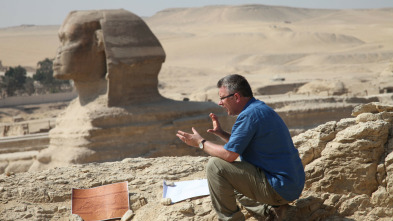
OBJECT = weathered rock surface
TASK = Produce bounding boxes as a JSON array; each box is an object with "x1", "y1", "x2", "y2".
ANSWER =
[
  {"x1": 1, "y1": 102, "x2": 393, "y2": 220},
  {"x1": 293, "y1": 102, "x2": 393, "y2": 220}
]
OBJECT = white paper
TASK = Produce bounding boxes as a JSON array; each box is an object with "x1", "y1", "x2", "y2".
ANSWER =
[{"x1": 163, "y1": 179, "x2": 210, "y2": 203}]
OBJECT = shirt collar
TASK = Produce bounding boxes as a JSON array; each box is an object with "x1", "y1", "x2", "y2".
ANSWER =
[{"x1": 242, "y1": 97, "x2": 256, "y2": 112}]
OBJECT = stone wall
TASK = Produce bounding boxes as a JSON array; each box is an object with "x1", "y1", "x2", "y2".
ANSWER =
[{"x1": 0, "y1": 91, "x2": 77, "y2": 107}]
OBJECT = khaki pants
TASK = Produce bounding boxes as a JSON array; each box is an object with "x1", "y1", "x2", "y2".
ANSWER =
[{"x1": 206, "y1": 157, "x2": 289, "y2": 221}]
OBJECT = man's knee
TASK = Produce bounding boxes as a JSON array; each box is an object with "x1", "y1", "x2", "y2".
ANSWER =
[{"x1": 207, "y1": 157, "x2": 229, "y2": 178}]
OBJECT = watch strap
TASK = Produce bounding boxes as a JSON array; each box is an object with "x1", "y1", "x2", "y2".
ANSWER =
[{"x1": 199, "y1": 139, "x2": 206, "y2": 149}]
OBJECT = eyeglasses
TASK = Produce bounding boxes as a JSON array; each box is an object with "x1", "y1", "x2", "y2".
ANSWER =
[{"x1": 219, "y1": 93, "x2": 235, "y2": 101}]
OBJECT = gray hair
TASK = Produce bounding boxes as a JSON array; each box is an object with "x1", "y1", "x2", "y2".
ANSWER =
[{"x1": 217, "y1": 74, "x2": 253, "y2": 97}]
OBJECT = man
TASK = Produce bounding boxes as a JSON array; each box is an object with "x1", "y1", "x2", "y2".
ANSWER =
[{"x1": 176, "y1": 74, "x2": 305, "y2": 220}]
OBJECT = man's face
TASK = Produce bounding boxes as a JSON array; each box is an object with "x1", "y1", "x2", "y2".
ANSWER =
[
  {"x1": 53, "y1": 13, "x2": 106, "y2": 82},
  {"x1": 218, "y1": 87, "x2": 238, "y2": 116}
]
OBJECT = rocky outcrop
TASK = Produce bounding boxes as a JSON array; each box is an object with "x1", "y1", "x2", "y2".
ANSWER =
[
  {"x1": 293, "y1": 102, "x2": 393, "y2": 220},
  {"x1": 1, "y1": 102, "x2": 393, "y2": 220}
]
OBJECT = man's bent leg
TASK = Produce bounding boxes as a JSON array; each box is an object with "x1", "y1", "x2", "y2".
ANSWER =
[
  {"x1": 207, "y1": 157, "x2": 245, "y2": 221},
  {"x1": 206, "y1": 157, "x2": 288, "y2": 220},
  {"x1": 235, "y1": 191, "x2": 269, "y2": 216}
]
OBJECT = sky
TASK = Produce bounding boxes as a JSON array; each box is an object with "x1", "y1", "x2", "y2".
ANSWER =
[{"x1": 1, "y1": 0, "x2": 393, "y2": 28}]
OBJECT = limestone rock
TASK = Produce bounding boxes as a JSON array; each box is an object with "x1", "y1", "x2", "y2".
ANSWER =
[
  {"x1": 351, "y1": 102, "x2": 380, "y2": 116},
  {"x1": 296, "y1": 80, "x2": 347, "y2": 96},
  {"x1": 161, "y1": 198, "x2": 172, "y2": 205},
  {"x1": 293, "y1": 102, "x2": 393, "y2": 219},
  {"x1": 4, "y1": 159, "x2": 33, "y2": 174},
  {"x1": 351, "y1": 102, "x2": 393, "y2": 117},
  {"x1": 120, "y1": 209, "x2": 134, "y2": 221}
]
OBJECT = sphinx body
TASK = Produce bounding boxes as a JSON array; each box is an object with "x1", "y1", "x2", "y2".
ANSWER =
[{"x1": 29, "y1": 9, "x2": 229, "y2": 171}]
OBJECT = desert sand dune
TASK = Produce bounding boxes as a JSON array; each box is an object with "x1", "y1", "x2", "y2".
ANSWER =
[
  {"x1": 0, "y1": 4, "x2": 392, "y2": 102},
  {"x1": 0, "y1": 25, "x2": 59, "y2": 68},
  {"x1": 146, "y1": 5, "x2": 393, "y2": 101}
]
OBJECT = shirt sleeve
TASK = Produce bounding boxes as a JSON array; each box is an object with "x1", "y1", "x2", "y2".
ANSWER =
[{"x1": 224, "y1": 113, "x2": 256, "y2": 155}]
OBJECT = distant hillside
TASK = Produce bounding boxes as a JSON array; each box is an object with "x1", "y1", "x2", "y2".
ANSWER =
[
  {"x1": 303, "y1": 8, "x2": 393, "y2": 24},
  {"x1": 147, "y1": 5, "x2": 393, "y2": 26},
  {"x1": 147, "y1": 4, "x2": 337, "y2": 25}
]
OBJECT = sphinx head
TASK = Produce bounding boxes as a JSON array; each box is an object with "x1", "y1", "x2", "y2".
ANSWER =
[
  {"x1": 53, "y1": 9, "x2": 166, "y2": 106},
  {"x1": 53, "y1": 11, "x2": 106, "y2": 82}
]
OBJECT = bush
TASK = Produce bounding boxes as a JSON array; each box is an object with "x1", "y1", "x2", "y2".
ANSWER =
[
  {"x1": 33, "y1": 58, "x2": 71, "y2": 93},
  {"x1": 0, "y1": 66, "x2": 28, "y2": 96}
]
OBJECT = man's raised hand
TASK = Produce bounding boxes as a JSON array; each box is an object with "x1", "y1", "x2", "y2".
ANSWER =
[{"x1": 207, "y1": 113, "x2": 230, "y2": 142}]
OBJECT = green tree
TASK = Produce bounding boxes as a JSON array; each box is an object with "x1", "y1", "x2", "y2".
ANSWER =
[
  {"x1": 0, "y1": 66, "x2": 27, "y2": 96},
  {"x1": 33, "y1": 58, "x2": 70, "y2": 93},
  {"x1": 24, "y1": 77, "x2": 35, "y2": 95},
  {"x1": 33, "y1": 58, "x2": 52, "y2": 85}
]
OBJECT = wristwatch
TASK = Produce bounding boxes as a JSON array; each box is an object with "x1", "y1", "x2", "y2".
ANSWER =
[{"x1": 199, "y1": 139, "x2": 206, "y2": 149}]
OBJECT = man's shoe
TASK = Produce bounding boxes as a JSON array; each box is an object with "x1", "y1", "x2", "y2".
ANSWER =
[
  {"x1": 272, "y1": 204, "x2": 294, "y2": 221},
  {"x1": 262, "y1": 205, "x2": 278, "y2": 221}
]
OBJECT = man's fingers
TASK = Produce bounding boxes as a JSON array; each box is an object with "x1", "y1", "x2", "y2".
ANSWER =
[
  {"x1": 177, "y1": 133, "x2": 189, "y2": 143},
  {"x1": 192, "y1": 127, "x2": 198, "y2": 134},
  {"x1": 177, "y1": 130, "x2": 187, "y2": 136},
  {"x1": 210, "y1": 113, "x2": 220, "y2": 124},
  {"x1": 207, "y1": 129, "x2": 219, "y2": 135},
  {"x1": 177, "y1": 130, "x2": 194, "y2": 140},
  {"x1": 176, "y1": 131, "x2": 187, "y2": 139}
]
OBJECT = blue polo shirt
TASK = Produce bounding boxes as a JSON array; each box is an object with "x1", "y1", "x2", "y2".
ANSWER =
[{"x1": 224, "y1": 98, "x2": 305, "y2": 201}]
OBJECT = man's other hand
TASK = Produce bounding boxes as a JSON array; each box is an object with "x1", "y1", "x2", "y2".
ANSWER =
[{"x1": 176, "y1": 127, "x2": 203, "y2": 148}]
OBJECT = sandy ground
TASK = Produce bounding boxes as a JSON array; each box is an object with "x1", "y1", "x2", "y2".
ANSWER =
[{"x1": 0, "y1": 5, "x2": 392, "y2": 120}]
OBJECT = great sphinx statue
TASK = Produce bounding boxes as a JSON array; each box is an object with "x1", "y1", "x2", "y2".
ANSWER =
[{"x1": 29, "y1": 9, "x2": 230, "y2": 171}]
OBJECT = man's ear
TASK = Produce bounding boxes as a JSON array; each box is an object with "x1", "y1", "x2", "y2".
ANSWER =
[
  {"x1": 94, "y1": 30, "x2": 105, "y2": 52},
  {"x1": 234, "y1": 92, "x2": 241, "y2": 102}
]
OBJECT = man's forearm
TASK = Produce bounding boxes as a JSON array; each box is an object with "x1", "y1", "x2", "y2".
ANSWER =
[
  {"x1": 217, "y1": 130, "x2": 231, "y2": 143},
  {"x1": 203, "y1": 141, "x2": 238, "y2": 162}
]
